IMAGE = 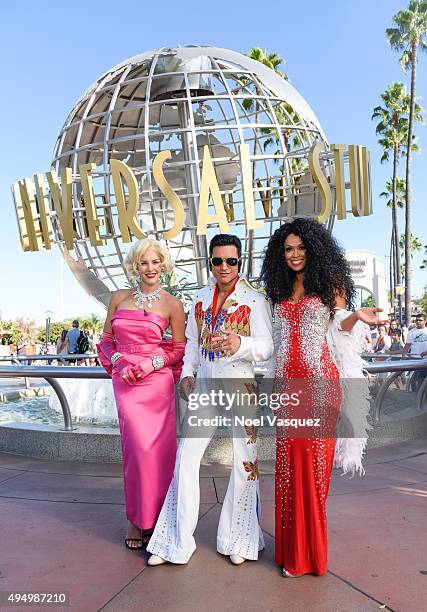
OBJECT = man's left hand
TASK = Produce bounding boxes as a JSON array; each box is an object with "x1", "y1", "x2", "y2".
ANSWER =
[{"x1": 211, "y1": 329, "x2": 241, "y2": 357}]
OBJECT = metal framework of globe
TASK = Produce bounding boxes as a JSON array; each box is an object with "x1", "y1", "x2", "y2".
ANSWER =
[{"x1": 52, "y1": 46, "x2": 333, "y2": 307}]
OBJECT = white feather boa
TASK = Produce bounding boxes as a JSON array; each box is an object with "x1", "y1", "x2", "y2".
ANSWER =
[{"x1": 326, "y1": 308, "x2": 370, "y2": 476}]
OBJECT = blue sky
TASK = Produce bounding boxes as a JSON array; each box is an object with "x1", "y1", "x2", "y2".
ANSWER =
[{"x1": 1, "y1": 0, "x2": 426, "y2": 323}]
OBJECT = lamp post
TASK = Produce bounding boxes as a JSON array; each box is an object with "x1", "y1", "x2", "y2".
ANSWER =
[
  {"x1": 395, "y1": 284, "x2": 405, "y2": 325},
  {"x1": 45, "y1": 310, "x2": 53, "y2": 351}
]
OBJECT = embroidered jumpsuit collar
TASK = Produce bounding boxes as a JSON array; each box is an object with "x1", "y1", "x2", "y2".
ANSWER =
[{"x1": 207, "y1": 273, "x2": 254, "y2": 292}]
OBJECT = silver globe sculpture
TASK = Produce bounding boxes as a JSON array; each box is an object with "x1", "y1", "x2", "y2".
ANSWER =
[{"x1": 52, "y1": 46, "x2": 333, "y2": 308}]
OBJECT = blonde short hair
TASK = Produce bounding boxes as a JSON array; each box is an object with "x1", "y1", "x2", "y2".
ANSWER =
[{"x1": 125, "y1": 238, "x2": 173, "y2": 277}]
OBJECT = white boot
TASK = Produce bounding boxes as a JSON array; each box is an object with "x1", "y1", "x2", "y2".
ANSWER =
[
  {"x1": 230, "y1": 555, "x2": 246, "y2": 565},
  {"x1": 148, "y1": 554, "x2": 167, "y2": 566}
]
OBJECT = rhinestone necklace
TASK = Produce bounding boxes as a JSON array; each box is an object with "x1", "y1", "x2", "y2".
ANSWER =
[{"x1": 132, "y1": 285, "x2": 162, "y2": 309}]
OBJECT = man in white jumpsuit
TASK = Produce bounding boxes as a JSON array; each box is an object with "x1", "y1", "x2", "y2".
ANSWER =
[{"x1": 147, "y1": 234, "x2": 273, "y2": 565}]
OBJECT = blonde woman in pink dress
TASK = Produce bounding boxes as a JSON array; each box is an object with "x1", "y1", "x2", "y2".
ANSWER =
[{"x1": 97, "y1": 239, "x2": 185, "y2": 549}]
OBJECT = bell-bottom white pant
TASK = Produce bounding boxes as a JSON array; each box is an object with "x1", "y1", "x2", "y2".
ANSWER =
[{"x1": 147, "y1": 415, "x2": 264, "y2": 563}]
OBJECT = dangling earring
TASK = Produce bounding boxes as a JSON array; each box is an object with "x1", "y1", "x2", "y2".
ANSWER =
[
  {"x1": 160, "y1": 267, "x2": 168, "y2": 286},
  {"x1": 132, "y1": 264, "x2": 141, "y2": 287},
  {"x1": 130, "y1": 265, "x2": 141, "y2": 289}
]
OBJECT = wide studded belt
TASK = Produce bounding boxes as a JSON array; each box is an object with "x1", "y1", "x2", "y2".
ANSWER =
[{"x1": 115, "y1": 343, "x2": 162, "y2": 353}]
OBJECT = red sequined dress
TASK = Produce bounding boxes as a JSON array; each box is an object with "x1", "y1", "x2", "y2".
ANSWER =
[{"x1": 274, "y1": 295, "x2": 341, "y2": 576}]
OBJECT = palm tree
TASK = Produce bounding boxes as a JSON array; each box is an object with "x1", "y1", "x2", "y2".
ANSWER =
[
  {"x1": 372, "y1": 83, "x2": 422, "y2": 312},
  {"x1": 243, "y1": 48, "x2": 288, "y2": 151},
  {"x1": 81, "y1": 313, "x2": 104, "y2": 334},
  {"x1": 245, "y1": 49, "x2": 303, "y2": 169},
  {"x1": 245, "y1": 48, "x2": 287, "y2": 81},
  {"x1": 379, "y1": 177, "x2": 406, "y2": 210},
  {"x1": 399, "y1": 232, "x2": 423, "y2": 283},
  {"x1": 387, "y1": 0, "x2": 427, "y2": 324},
  {"x1": 380, "y1": 177, "x2": 406, "y2": 302}
]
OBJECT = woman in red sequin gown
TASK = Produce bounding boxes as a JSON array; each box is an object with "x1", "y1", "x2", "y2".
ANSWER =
[
  {"x1": 261, "y1": 219, "x2": 386, "y2": 577},
  {"x1": 273, "y1": 295, "x2": 340, "y2": 576}
]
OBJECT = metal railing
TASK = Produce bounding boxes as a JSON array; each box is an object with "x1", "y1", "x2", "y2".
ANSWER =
[
  {"x1": 0, "y1": 365, "x2": 108, "y2": 431},
  {"x1": 0, "y1": 354, "x2": 99, "y2": 390},
  {"x1": 0, "y1": 353, "x2": 98, "y2": 365},
  {"x1": 364, "y1": 358, "x2": 427, "y2": 420},
  {"x1": 0, "y1": 359, "x2": 426, "y2": 430}
]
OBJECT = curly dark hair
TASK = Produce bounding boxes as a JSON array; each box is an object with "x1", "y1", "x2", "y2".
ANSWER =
[{"x1": 260, "y1": 218, "x2": 355, "y2": 312}]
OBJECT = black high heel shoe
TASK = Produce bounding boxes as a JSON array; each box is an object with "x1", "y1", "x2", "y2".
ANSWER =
[{"x1": 125, "y1": 535, "x2": 143, "y2": 550}]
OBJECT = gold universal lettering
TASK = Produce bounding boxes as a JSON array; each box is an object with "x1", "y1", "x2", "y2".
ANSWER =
[
  {"x1": 239, "y1": 144, "x2": 263, "y2": 230},
  {"x1": 11, "y1": 143, "x2": 374, "y2": 253},
  {"x1": 348, "y1": 145, "x2": 364, "y2": 217},
  {"x1": 110, "y1": 159, "x2": 145, "y2": 243},
  {"x1": 34, "y1": 174, "x2": 53, "y2": 249},
  {"x1": 308, "y1": 142, "x2": 332, "y2": 224},
  {"x1": 361, "y1": 147, "x2": 372, "y2": 216},
  {"x1": 330, "y1": 144, "x2": 347, "y2": 220},
  {"x1": 17, "y1": 178, "x2": 43, "y2": 251},
  {"x1": 197, "y1": 146, "x2": 230, "y2": 235},
  {"x1": 79, "y1": 163, "x2": 105, "y2": 246},
  {"x1": 11, "y1": 181, "x2": 33, "y2": 251},
  {"x1": 46, "y1": 168, "x2": 75, "y2": 249},
  {"x1": 152, "y1": 150, "x2": 185, "y2": 240}
]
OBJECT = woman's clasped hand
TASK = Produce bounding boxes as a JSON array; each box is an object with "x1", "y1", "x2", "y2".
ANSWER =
[{"x1": 116, "y1": 356, "x2": 155, "y2": 385}]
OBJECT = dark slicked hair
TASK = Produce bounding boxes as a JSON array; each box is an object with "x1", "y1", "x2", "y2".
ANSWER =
[
  {"x1": 260, "y1": 218, "x2": 356, "y2": 312},
  {"x1": 209, "y1": 234, "x2": 242, "y2": 271},
  {"x1": 209, "y1": 234, "x2": 242, "y2": 257}
]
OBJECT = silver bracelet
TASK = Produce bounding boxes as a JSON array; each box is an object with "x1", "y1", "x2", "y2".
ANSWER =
[
  {"x1": 152, "y1": 355, "x2": 165, "y2": 370},
  {"x1": 110, "y1": 352, "x2": 123, "y2": 365}
]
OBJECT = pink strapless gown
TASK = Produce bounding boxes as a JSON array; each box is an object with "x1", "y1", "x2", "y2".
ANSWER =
[{"x1": 111, "y1": 309, "x2": 176, "y2": 530}]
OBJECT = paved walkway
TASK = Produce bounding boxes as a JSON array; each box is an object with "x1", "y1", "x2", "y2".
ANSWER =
[{"x1": 0, "y1": 441, "x2": 426, "y2": 611}]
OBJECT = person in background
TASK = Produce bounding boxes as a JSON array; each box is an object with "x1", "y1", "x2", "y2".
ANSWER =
[
  {"x1": 83, "y1": 330, "x2": 95, "y2": 366},
  {"x1": 388, "y1": 329, "x2": 404, "y2": 354},
  {"x1": 56, "y1": 330, "x2": 68, "y2": 365},
  {"x1": 60, "y1": 320, "x2": 82, "y2": 364},
  {"x1": 361, "y1": 323, "x2": 373, "y2": 353},
  {"x1": 56, "y1": 330, "x2": 67, "y2": 353},
  {"x1": 400, "y1": 323, "x2": 408, "y2": 343},
  {"x1": 387, "y1": 328, "x2": 405, "y2": 388},
  {"x1": 402, "y1": 314, "x2": 427, "y2": 358},
  {"x1": 373, "y1": 325, "x2": 391, "y2": 354},
  {"x1": 389, "y1": 320, "x2": 399, "y2": 335},
  {"x1": 402, "y1": 314, "x2": 427, "y2": 391},
  {"x1": 17, "y1": 338, "x2": 28, "y2": 365},
  {"x1": 27, "y1": 340, "x2": 37, "y2": 362},
  {"x1": 370, "y1": 325, "x2": 379, "y2": 348}
]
